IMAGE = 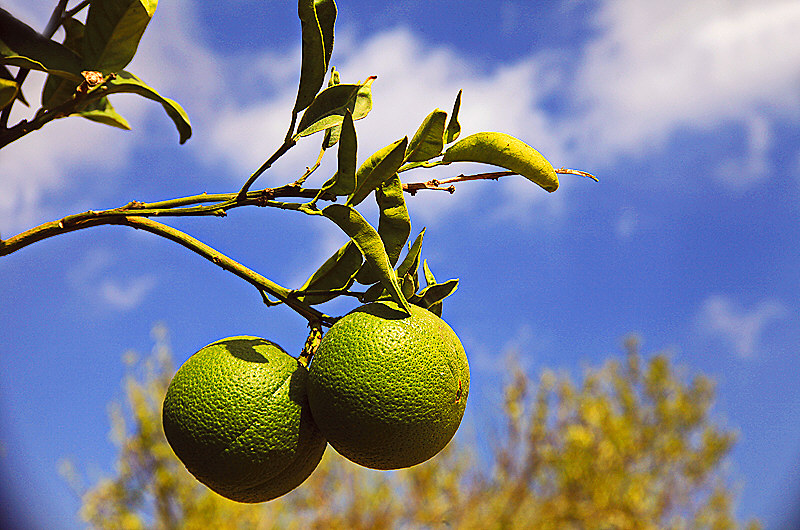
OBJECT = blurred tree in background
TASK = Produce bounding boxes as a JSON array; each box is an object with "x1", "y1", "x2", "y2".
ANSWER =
[{"x1": 60, "y1": 327, "x2": 760, "y2": 529}]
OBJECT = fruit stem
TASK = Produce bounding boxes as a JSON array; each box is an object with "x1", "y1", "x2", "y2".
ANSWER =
[{"x1": 298, "y1": 321, "x2": 324, "y2": 367}]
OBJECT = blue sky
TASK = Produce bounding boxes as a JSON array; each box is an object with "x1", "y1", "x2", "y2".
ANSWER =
[{"x1": 2, "y1": 0, "x2": 800, "y2": 527}]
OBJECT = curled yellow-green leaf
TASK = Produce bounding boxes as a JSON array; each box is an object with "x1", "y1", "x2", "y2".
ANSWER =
[{"x1": 442, "y1": 131, "x2": 559, "y2": 192}]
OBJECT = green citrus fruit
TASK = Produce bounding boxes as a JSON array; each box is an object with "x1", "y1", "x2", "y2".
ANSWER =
[
  {"x1": 307, "y1": 301, "x2": 469, "y2": 470},
  {"x1": 162, "y1": 336, "x2": 327, "y2": 502}
]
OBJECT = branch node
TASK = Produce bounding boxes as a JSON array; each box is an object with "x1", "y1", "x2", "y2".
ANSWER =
[{"x1": 120, "y1": 201, "x2": 144, "y2": 210}]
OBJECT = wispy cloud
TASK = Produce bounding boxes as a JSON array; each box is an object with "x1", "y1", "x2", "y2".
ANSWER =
[
  {"x1": 466, "y1": 323, "x2": 555, "y2": 376},
  {"x1": 67, "y1": 248, "x2": 157, "y2": 312},
  {"x1": 100, "y1": 275, "x2": 158, "y2": 311},
  {"x1": 697, "y1": 295, "x2": 788, "y2": 358},
  {"x1": 615, "y1": 207, "x2": 639, "y2": 239},
  {"x1": 0, "y1": 82, "x2": 144, "y2": 233},
  {"x1": 713, "y1": 114, "x2": 772, "y2": 192}
]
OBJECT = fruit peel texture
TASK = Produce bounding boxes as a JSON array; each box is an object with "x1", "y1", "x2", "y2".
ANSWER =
[
  {"x1": 308, "y1": 303, "x2": 469, "y2": 470},
  {"x1": 162, "y1": 336, "x2": 327, "y2": 503}
]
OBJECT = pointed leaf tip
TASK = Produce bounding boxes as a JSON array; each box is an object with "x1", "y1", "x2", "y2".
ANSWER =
[
  {"x1": 293, "y1": 0, "x2": 337, "y2": 113},
  {"x1": 346, "y1": 136, "x2": 408, "y2": 207},
  {"x1": 406, "y1": 109, "x2": 447, "y2": 162},
  {"x1": 445, "y1": 89, "x2": 462, "y2": 143},
  {"x1": 106, "y1": 71, "x2": 192, "y2": 143}
]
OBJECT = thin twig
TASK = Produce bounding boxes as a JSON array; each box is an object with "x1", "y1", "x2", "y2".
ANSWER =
[
  {"x1": 402, "y1": 171, "x2": 512, "y2": 194},
  {"x1": 237, "y1": 139, "x2": 297, "y2": 200},
  {"x1": 293, "y1": 145, "x2": 326, "y2": 186},
  {"x1": 35, "y1": 185, "x2": 335, "y2": 223},
  {"x1": 0, "y1": 184, "x2": 335, "y2": 260},
  {"x1": 555, "y1": 167, "x2": 599, "y2": 181},
  {"x1": 402, "y1": 168, "x2": 598, "y2": 194}
]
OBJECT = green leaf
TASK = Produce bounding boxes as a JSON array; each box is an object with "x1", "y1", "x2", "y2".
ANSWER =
[
  {"x1": 316, "y1": 0, "x2": 336, "y2": 70},
  {"x1": 445, "y1": 89, "x2": 462, "y2": 143},
  {"x1": 361, "y1": 281, "x2": 385, "y2": 303},
  {"x1": 401, "y1": 270, "x2": 416, "y2": 300},
  {"x1": 322, "y1": 204, "x2": 410, "y2": 314},
  {"x1": 442, "y1": 131, "x2": 559, "y2": 192},
  {"x1": 405, "y1": 108, "x2": 447, "y2": 162},
  {"x1": 323, "y1": 121, "x2": 342, "y2": 149},
  {"x1": 396, "y1": 228, "x2": 425, "y2": 280},
  {"x1": 351, "y1": 78, "x2": 374, "y2": 120},
  {"x1": 321, "y1": 66, "x2": 342, "y2": 150},
  {"x1": 0, "y1": 77, "x2": 18, "y2": 110},
  {"x1": 422, "y1": 259, "x2": 437, "y2": 286},
  {"x1": 327, "y1": 66, "x2": 340, "y2": 87},
  {"x1": 295, "y1": 79, "x2": 373, "y2": 139},
  {"x1": 354, "y1": 174, "x2": 411, "y2": 285},
  {"x1": 82, "y1": 0, "x2": 157, "y2": 73},
  {"x1": 375, "y1": 175, "x2": 412, "y2": 266},
  {"x1": 346, "y1": 136, "x2": 408, "y2": 207},
  {"x1": 104, "y1": 71, "x2": 191, "y2": 143},
  {"x1": 36, "y1": 17, "x2": 130, "y2": 131},
  {"x1": 78, "y1": 97, "x2": 131, "y2": 129},
  {"x1": 315, "y1": 110, "x2": 357, "y2": 200},
  {"x1": 321, "y1": 68, "x2": 345, "y2": 149},
  {"x1": 417, "y1": 261, "x2": 450, "y2": 316},
  {"x1": 0, "y1": 8, "x2": 82, "y2": 80},
  {"x1": 332, "y1": 110, "x2": 357, "y2": 193},
  {"x1": 293, "y1": 0, "x2": 337, "y2": 114},
  {"x1": 296, "y1": 240, "x2": 362, "y2": 305},
  {"x1": 389, "y1": 228, "x2": 425, "y2": 299},
  {"x1": 42, "y1": 18, "x2": 85, "y2": 109},
  {"x1": 409, "y1": 278, "x2": 459, "y2": 314}
]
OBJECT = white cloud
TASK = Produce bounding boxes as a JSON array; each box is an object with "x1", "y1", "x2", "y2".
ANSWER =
[
  {"x1": 567, "y1": 0, "x2": 800, "y2": 174},
  {"x1": 100, "y1": 275, "x2": 157, "y2": 310},
  {"x1": 67, "y1": 248, "x2": 156, "y2": 311},
  {"x1": 713, "y1": 114, "x2": 772, "y2": 192},
  {"x1": 615, "y1": 207, "x2": 638, "y2": 239},
  {"x1": 5, "y1": 0, "x2": 800, "y2": 234},
  {"x1": 466, "y1": 323, "x2": 555, "y2": 376},
  {"x1": 199, "y1": 0, "x2": 800, "y2": 215},
  {"x1": 698, "y1": 295, "x2": 788, "y2": 358}
]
